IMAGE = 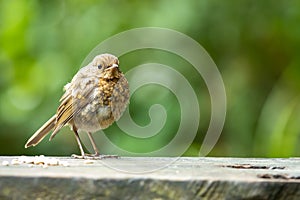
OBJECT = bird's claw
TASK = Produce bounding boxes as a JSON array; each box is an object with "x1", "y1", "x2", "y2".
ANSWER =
[{"x1": 71, "y1": 153, "x2": 119, "y2": 160}]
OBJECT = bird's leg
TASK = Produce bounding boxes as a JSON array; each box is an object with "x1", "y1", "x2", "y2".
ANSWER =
[
  {"x1": 85, "y1": 132, "x2": 119, "y2": 159},
  {"x1": 71, "y1": 126, "x2": 86, "y2": 159},
  {"x1": 87, "y1": 132, "x2": 100, "y2": 156}
]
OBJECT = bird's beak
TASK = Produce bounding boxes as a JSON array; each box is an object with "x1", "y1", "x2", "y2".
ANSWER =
[
  {"x1": 104, "y1": 63, "x2": 120, "y2": 78},
  {"x1": 108, "y1": 64, "x2": 118, "y2": 69}
]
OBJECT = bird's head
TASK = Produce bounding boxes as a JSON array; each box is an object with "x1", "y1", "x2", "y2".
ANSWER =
[{"x1": 92, "y1": 54, "x2": 121, "y2": 79}]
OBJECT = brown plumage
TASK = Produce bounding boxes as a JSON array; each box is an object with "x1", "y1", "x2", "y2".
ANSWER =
[{"x1": 25, "y1": 54, "x2": 130, "y2": 158}]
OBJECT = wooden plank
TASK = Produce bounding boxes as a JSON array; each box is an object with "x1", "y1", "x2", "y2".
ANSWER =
[{"x1": 0, "y1": 156, "x2": 299, "y2": 199}]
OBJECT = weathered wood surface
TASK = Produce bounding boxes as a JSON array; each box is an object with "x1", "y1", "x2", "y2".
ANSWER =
[{"x1": 0, "y1": 156, "x2": 299, "y2": 200}]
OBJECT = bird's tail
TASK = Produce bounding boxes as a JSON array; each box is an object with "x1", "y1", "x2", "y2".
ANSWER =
[{"x1": 25, "y1": 115, "x2": 56, "y2": 148}]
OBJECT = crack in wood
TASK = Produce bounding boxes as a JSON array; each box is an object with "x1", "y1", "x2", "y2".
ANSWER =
[{"x1": 222, "y1": 164, "x2": 285, "y2": 170}]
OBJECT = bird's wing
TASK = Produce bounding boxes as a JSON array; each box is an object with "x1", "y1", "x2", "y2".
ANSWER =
[{"x1": 50, "y1": 71, "x2": 98, "y2": 140}]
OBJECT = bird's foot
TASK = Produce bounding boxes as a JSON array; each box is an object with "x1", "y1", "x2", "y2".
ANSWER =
[{"x1": 71, "y1": 153, "x2": 119, "y2": 160}]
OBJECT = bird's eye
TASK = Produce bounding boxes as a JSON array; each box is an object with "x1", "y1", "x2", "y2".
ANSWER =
[{"x1": 97, "y1": 64, "x2": 102, "y2": 69}]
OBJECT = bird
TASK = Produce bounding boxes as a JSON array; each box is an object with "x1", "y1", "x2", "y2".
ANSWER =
[{"x1": 25, "y1": 53, "x2": 130, "y2": 159}]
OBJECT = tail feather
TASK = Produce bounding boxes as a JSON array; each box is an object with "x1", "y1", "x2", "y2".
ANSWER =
[{"x1": 25, "y1": 115, "x2": 56, "y2": 148}]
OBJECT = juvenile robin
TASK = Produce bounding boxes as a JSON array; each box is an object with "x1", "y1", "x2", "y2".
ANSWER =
[{"x1": 25, "y1": 53, "x2": 130, "y2": 159}]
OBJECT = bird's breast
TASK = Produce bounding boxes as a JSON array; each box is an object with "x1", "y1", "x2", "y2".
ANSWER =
[{"x1": 73, "y1": 76, "x2": 129, "y2": 133}]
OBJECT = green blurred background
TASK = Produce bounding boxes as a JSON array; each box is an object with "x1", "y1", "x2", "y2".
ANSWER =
[{"x1": 0, "y1": 0, "x2": 299, "y2": 157}]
